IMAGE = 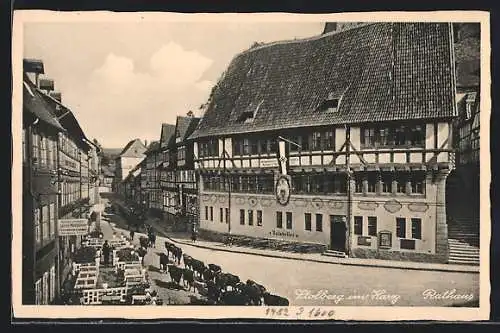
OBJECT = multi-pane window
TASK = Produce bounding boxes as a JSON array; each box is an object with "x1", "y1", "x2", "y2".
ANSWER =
[
  {"x1": 354, "y1": 216, "x2": 363, "y2": 235},
  {"x1": 396, "y1": 172, "x2": 408, "y2": 193},
  {"x1": 39, "y1": 135, "x2": 48, "y2": 168},
  {"x1": 42, "y1": 205, "x2": 49, "y2": 242},
  {"x1": 411, "y1": 218, "x2": 422, "y2": 239},
  {"x1": 248, "y1": 210, "x2": 254, "y2": 226},
  {"x1": 355, "y1": 175, "x2": 364, "y2": 193},
  {"x1": 361, "y1": 124, "x2": 425, "y2": 148},
  {"x1": 199, "y1": 138, "x2": 219, "y2": 158},
  {"x1": 410, "y1": 173, "x2": 425, "y2": 194},
  {"x1": 34, "y1": 208, "x2": 41, "y2": 246},
  {"x1": 35, "y1": 278, "x2": 42, "y2": 305},
  {"x1": 304, "y1": 213, "x2": 312, "y2": 231},
  {"x1": 49, "y1": 265, "x2": 56, "y2": 302},
  {"x1": 257, "y1": 210, "x2": 263, "y2": 226},
  {"x1": 276, "y1": 211, "x2": 283, "y2": 229},
  {"x1": 312, "y1": 132, "x2": 322, "y2": 151},
  {"x1": 42, "y1": 272, "x2": 49, "y2": 305},
  {"x1": 381, "y1": 173, "x2": 393, "y2": 193},
  {"x1": 32, "y1": 132, "x2": 39, "y2": 166},
  {"x1": 286, "y1": 212, "x2": 293, "y2": 230},
  {"x1": 367, "y1": 173, "x2": 377, "y2": 193},
  {"x1": 368, "y1": 216, "x2": 377, "y2": 236},
  {"x1": 240, "y1": 209, "x2": 245, "y2": 225},
  {"x1": 291, "y1": 173, "x2": 346, "y2": 195},
  {"x1": 49, "y1": 203, "x2": 55, "y2": 239},
  {"x1": 396, "y1": 218, "x2": 406, "y2": 238},
  {"x1": 323, "y1": 131, "x2": 335, "y2": 150}
]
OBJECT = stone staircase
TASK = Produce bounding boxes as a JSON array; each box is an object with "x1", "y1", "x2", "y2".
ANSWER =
[
  {"x1": 447, "y1": 216, "x2": 480, "y2": 266},
  {"x1": 322, "y1": 249, "x2": 347, "y2": 259},
  {"x1": 448, "y1": 239, "x2": 480, "y2": 265}
]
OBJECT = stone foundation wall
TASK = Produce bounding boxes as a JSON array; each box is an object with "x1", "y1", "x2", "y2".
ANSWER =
[
  {"x1": 198, "y1": 228, "x2": 327, "y2": 253},
  {"x1": 352, "y1": 248, "x2": 447, "y2": 264}
]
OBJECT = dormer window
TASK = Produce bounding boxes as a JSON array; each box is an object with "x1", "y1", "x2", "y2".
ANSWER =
[
  {"x1": 324, "y1": 98, "x2": 340, "y2": 113},
  {"x1": 238, "y1": 111, "x2": 255, "y2": 123}
]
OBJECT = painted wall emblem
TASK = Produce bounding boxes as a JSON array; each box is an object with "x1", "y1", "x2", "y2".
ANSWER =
[
  {"x1": 260, "y1": 197, "x2": 273, "y2": 207},
  {"x1": 408, "y1": 202, "x2": 429, "y2": 212},
  {"x1": 358, "y1": 201, "x2": 379, "y2": 211},
  {"x1": 311, "y1": 198, "x2": 324, "y2": 210},
  {"x1": 211, "y1": 194, "x2": 218, "y2": 204},
  {"x1": 202, "y1": 194, "x2": 211, "y2": 202},
  {"x1": 292, "y1": 198, "x2": 309, "y2": 208},
  {"x1": 248, "y1": 197, "x2": 258, "y2": 207},
  {"x1": 218, "y1": 195, "x2": 227, "y2": 203},
  {"x1": 384, "y1": 200, "x2": 403, "y2": 213},
  {"x1": 328, "y1": 200, "x2": 344, "y2": 210},
  {"x1": 235, "y1": 197, "x2": 246, "y2": 205},
  {"x1": 275, "y1": 175, "x2": 291, "y2": 206}
]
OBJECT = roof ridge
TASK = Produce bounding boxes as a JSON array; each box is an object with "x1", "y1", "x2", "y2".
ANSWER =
[{"x1": 237, "y1": 22, "x2": 377, "y2": 57}]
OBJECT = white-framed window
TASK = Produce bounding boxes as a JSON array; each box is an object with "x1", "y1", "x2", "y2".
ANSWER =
[
  {"x1": 49, "y1": 265, "x2": 56, "y2": 302},
  {"x1": 35, "y1": 278, "x2": 42, "y2": 305},
  {"x1": 32, "y1": 132, "x2": 39, "y2": 166},
  {"x1": 39, "y1": 134, "x2": 47, "y2": 168},
  {"x1": 42, "y1": 272, "x2": 49, "y2": 304},
  {"x1": 42, "y1": 205, "x2": 50, "y2": 242},
  {"x1": 34, "y1": 208, "x2": 41, "y2": 246},
  {"x1": 49, "y1": 203, "x2": 56, "y2": 239}
]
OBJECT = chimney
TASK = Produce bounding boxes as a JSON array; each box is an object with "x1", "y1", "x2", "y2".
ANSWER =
[
  {"x1": 144, "y1": 139, "x2": 148, "y2": 148},
  {"x1": 23, "y1": 59, "x2": 45, "y2": 87}
]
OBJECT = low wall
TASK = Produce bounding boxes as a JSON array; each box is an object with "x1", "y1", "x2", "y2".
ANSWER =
[
  {"x1": 351, "y1": 248, "x2": 447, "y2": 264},
  {"x1": 198, "y1": 228, "x2": 327, "y2": 254}
]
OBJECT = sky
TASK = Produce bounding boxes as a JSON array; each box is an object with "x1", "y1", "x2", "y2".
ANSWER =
[{"x1": 23, "y1": 21, "x2": 324, "y2": 149}]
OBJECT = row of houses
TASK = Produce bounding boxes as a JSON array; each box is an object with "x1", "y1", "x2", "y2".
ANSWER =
[
  {"x1": 115, "y1": 113, "x2": 200, "y2": 231},
  {"x1": 22, "y1": 59, "x2": 101, "y2": 305},
  {"x1": 114, "y1": 22, "x2": 480, "y2": 265}
]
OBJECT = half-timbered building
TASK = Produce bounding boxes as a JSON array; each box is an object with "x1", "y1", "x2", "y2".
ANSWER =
[{"x1": 189, "y1": 22, "x2": 458, "y2": 263}]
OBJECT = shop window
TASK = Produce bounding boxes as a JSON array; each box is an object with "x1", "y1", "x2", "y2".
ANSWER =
[
  {"x1": 257, "y1": 210, "x2": 263, "y2": 226},
  {"x1": 286, "y1": 212, "x2": 293, "y2": 230},
  {"x1": 396, "y1": 218, "x2": 406, "y2": 238},
  {"x1": 240, "y1": 209, "x2": 245, "y2": 225},
  {"x1": 354, "y1": 216, "x2": 363, "y2": 235},
  {"x1": 368, "y1": 216, "x2": 377, "y2": 236},
  {"x1": 248, "y1": 210, "x2": 254, "y2": 226},
  {"x1": 411, "y1": 218, "x2": 422, "y2": 239},
  {"x1": 276, "y1": 211, "x2": 283, "y2": 228},
  {"x1": 304, "y1": 213, "x2": 312, "y2": 231}
]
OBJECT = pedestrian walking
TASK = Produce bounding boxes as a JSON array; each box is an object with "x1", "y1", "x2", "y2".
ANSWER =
[
  {"x1": 149, "y1": 229, "x2": 156, "y2": 248},
  {"x1": 191, "y1": 229, "x2": 197, "y2": 243},
  {"x1": 130, "y1": 229, "x2": 135, "y2": 241},
  {"x1": 102, "y1": 240, "x2": 110, "y2": 266}
]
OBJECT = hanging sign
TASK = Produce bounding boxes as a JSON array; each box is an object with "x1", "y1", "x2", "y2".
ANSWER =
[{"x1": 58, "y1": 218, "x2": 88, "y2": 236}]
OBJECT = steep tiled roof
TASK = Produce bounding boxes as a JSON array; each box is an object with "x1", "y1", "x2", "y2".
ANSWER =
[
  {"x1": 159, "y1": 123, "x2": 176, "y2": 149},
  {"x1": 119, "y1": 138, "x2": 147, "y2": 158},
  {"x1": 175, "y1": 116, "x2": 200, "y2": 143},
  {"x1": 23, "y1": 73, "x2": 65, "y2": 131},
  {"x1": 145, "y1": 141, "x2": 160, "y2": 155},
  {"x1": 190, "y1": 23, "x2": 457, "y2": 139}
]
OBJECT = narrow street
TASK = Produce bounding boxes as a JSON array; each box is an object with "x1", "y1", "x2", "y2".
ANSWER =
[{"x1": 100, "y1": 194, "x2": 479, "y2": 307}]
